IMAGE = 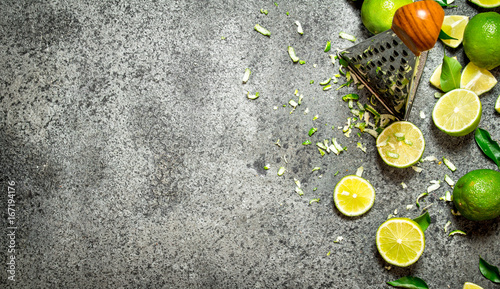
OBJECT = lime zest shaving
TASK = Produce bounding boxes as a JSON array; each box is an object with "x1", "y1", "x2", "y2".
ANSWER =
[
  {"x1": 295, "y1": 21, "x2": 303, "y2": 35},
  {"x1": 327, "y1": 251, "x2": 331, "y2": 256},
  {"x1": 295, "y1": 187, "x2": 304, "y2": 196},
  {"x1": 401, "y1": 182, "x2": 408, "y2": 189},
  {"x1": 416, "y1": 192, "x2": 428, "y2": 208},
  {"x1": 308, "y1": 127, "x2": 317, "y2": 136},
  {"x1": 324, "y1": 41, "x2": 331, "y2": 52},
  {"x1": 247, "y1": 91, "x2": 260, "y2": 99},
  {"x1": 412, "y1": 166, "x2": 423, "y2": 173},
  {"x1": 444, "y1": 174, "x2": 455, "y2": 187},
  {"x1": 277, "y1": 166, "x2": 286, "y2": 176},
  {"x1": 302, "y1": 140, "x2": 312, "y2": 145},
  {"x1": 264, "y1": 164, "x2": 270, "y2": 170},
  {"x1": 334, "y1": 236, "x2": 343, "y2": 243},
  {"x1": 323, "y1": 85, "x2": 332, "y2": 91},
  {"x1": 319, "y1": 78, "x2": 332, "y2": 86},
  {"x1": 288, "y1": 46, "x2": 299, "y2": 63},
  {"x1": 420, "y1": 111, "x2": 426, "y2": 119},
  {"x1": 444, "y1": 221, "x2": 452, "y2": 233},
  {"x1": 449, "y1": 230, "x2": 466, "y2": 236},
  {"x1": 312, "y1": 167, "x2": 321, "y2": 172},
  {"x1": 451, "y1": 209, "x2": 461, "y2": 216},
  {"x1": 339, "y1": 32, "x2": 356, "y2": 42},
  {"x1": 355, "y1": 166, "x2": 364, "y2": 177},
  {"x1": 294, "y1": 178, "x2": 301, "y2": 188},
  {"x1": 427, "y1": 180, "x2": 441, "y2": 193},
  {"x1": 318, "y1": 148, "x2": 325, "y2": 156},
  {"x1": 254, "y1": 24, "x2": 271, "y2": 36},
  {"x1": 423, "y1": 156, "x2": 438, "y2": 162},
  {"x1": 357, "y1": 142, "x2": 367, "y2": 153},
  {"x1": 443, "y1": 157, "x2": 457, "y2": 172},
  {"x1": 242, "y1": 68, "x2": 251, "y2": 83},
  {"x1": 289, "y1": 99, "x2": 298, "y2": 108},
  {"x1": 309, "y1": 198, "x2": 320, "y2": 205},
  {"x1": 406, "y1": 205, "x2": 413, "y2": 210},
  {"x1": 440, "y1": 191, "x2": 452, "y2": 201}
]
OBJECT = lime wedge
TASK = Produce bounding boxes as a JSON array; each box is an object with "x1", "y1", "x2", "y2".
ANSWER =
[
  {"x1": 461, "y1": 62, "x2": 498, "y2": 96},
  {"x1": 432, "y1": 89, "x2": 482, "y2": 136},
  {"x1": 441, "y1": 15, "x2": 469, "y2": 48},
  {"x1": 469, "y1": 0, "x2": 500, "y2": 8},
  {"x1": 376, "y1": 218, "x2": 425, "y2": 267},
  {"x1": 376, "y1": 121, "x2": 425, "y2": 168},
  {"x1": 463, "y1": 282, "x2": 484, "y2": 289},
  {"x1": 333, "y1": 175, "x2": 375, "y2": 216},
  {"x1": 429, "y1": 57, "x2": 457, "y2": 91},
  {"x1": 496, "y1": 95, "x2": 500, "y2": 113}
]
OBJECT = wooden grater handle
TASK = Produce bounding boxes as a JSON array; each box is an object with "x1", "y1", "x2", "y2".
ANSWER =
[{"x1": 391, "y1": 0, "x2": 444, "y2": 56}]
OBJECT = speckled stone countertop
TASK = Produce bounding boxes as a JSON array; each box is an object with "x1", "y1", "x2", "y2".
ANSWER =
[{"x1": 1, "y1": 1, "x2": 500, "y2": 288}]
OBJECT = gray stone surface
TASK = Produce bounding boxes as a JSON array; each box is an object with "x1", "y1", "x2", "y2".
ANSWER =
[{"x1": 1, "y1": 0, "x2": 500, "y2": 288}]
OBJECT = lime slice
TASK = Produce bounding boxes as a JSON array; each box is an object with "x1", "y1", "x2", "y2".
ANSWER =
[
  {"x1": 376, "y1": 218, "x2": 425, "y2": 267},
  {"x1": 469, "y1": 0, "x2": 500, "y2": 8},
  {"x1": 376, "y1": 121, "x2": 425, "y2": 168},
  {"x1": 463, "y1": 282, "x2": 484, "y2": 289},
  {"x1": 432, "y1": 89, "x2": 482, "y2": 136},
  {"x1": 333, "y1": 175, "x2": 375, "y2": 216},
  {"x1": 429, "y1": 57, "x2": 457, "y2": 91},
  {"x1": 461, "y1": 62, "x2": 498, "y2": 96},
  {"x1": 496, "y1": 95, "x2": 500, "y2": 113},
  {"x1": 441, "y1": 15, "x2": 469, "y2": 48}
]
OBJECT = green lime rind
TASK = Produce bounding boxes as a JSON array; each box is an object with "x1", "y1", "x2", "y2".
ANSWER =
[{"x1": 469, "y1": 0, "x2": 500, "y2": 8}]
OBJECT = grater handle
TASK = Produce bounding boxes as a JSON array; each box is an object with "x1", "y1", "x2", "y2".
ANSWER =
[{"x1": 391, "y1": 0, "x2": 444, "y2": 56}]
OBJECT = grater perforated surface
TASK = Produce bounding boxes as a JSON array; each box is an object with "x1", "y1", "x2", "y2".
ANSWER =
[{"x1": 337, "y1": 31, "x2": 428, "y2": 120}]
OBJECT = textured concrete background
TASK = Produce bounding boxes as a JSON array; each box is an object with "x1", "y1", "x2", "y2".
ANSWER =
[{"x1": 1, "y1": 0, "x2": 500, "y2": 288}]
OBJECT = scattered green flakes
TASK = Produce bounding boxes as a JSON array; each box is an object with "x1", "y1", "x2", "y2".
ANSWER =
[
  {"x1": 308, "y1": 127, "x2": 318, "y2": 136},
  {"x1": 323, "y1": 85, "x2": 332, "y2": 91},
  {"x1": 299, "y1": 60, "x2": 306, "y2": 65},
  {"x1": 242, "y1": 68, "x2": 251, "y2": 84},
  {"x1": 310, "y1": 80, "x2": 314, "y2": 84},
  {"x1": 318, "y1": 148, "x2": 326, "y2": 156},
  {"x1": 334, "y1": 171, "x2": 339, "y2": 176},
  {"x1": 342, "y1": 93, "x2": 359, "y2": 102},
  {"x1": 312, "y1": 114, "x2": 318, "y2": 121},
  {"x1": 288, "y1": 46, "x2": 299, "y2": 63},
  {"x1": 309, "y1": 198, "x2": 320, "y2": 205},
  {"x1": 247, "y1": 91, "x2": 260, "y2": 99},
  {"x1": 324, "y1": 41, "x2": 331, "y2": 52},
  {"x1": 264, "y1": 164, "x2": 270, "y2": 170},
  {"x1": 339, "y1": 32, "x2": 356, "y2": 42},
  {"x1": 312, "y1": 167, "x2": 321, "y2": 172},
  {"x1": 260, "y1": 9, "x2": 269, "y2": 15},
  {"x1": 302, "y1": 140, "x2": 312, "y2": 145},
  {"x1": 319, "y1": 78, "x2": 332, "y2": 86},
  {"x1": 277, "y1": 166, "x2": 286, "y2": 176},
  {"x1": 254, "y1": 24, "x2": 271, "y2": 36}
]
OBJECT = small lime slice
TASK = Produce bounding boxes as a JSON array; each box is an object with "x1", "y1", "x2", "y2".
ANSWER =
[
  {"x1": 441, "y1": 15, "x2": 469, "y2": 48},
  {"x1": 432, "y1": 89, "x2": 482, "y2": 136},
  {"x1": 461, "y1": 62, "x2": 498, "y2": 96},
  {"x1": 496, "y1": 95, "x2": 500, "y2": 113},
  {"x1": 376, "y1": 218, "x2": 425, "y2": 267},
  {"x1": 333, "y1": 175, "x2": 375, "y2": 216},
  {"x1": 469, "y1": 0, "x2": 500, "y2": 8},
  {"x1": 463, "y1": 282, "x2": 484, "y2": 289},
  {"x1": 376, "y1": 121, "x2": 425, "y2": 168}
]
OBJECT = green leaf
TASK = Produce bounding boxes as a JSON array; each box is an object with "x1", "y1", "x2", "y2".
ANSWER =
[
  {"x1": 440, "y1": 54, "x2": 462, "y2": 92},
  {"x1": 413, "y1": 212, "x2": 431, "y2": 232},
  {"x1": 479, "y1": 256, "x2": 500, "y2": 283},
  {"x1": 387, "y1": 276, "x2": 429, "y2": 289},
  {"x1": 474, "y1": 128, "x2": 500, "y2": 169},
  {"x1": 438, "y1": 29, "x2": 457, "y2": 41},
  {"x1": 433, "y1": 0, "x2": 457, "y2": 7}
]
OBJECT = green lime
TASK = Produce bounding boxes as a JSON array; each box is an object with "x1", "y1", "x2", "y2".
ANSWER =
[
  {"x1": 333, "y1": 175, "x2": 375, "y2": 216},
  {"x1": 376, "y1": 121, "x2": 425, "y2": 168},
  {"x1": 432, "y1": 89, "x2": 482, "y2": 136},
  {"x1": 361, "y1": 0, "x2": 413, "y2": 35},
  {"x1": 376, "y1": 218, "x2": 425, "y2": 267},
  {"x1": 469, "y1": 0, "x2": 500, "y2": 8},
  {"x1": 463, "y1": 12, "x2": 500, "y2": 70},
  {"x1": 453, "y1": 169, "x2": 500, "y2": 221}
]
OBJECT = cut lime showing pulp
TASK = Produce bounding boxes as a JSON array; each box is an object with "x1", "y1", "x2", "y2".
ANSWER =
[
  {"x1": 469, "y1": 0, "x2": 500, "y2": 8},
  {"x1": 333, "y1": 175, "x2": 375, "y2": 217},
  {"x1": 441, "y1": 15, "x2": 469, "y2": 48},
  {"x1": 432, "y1": 89, "x2": 482, "y2": 136},
  {"x1": 460, "y1": 62, "x2": 498, "y2": 96},
  {"x1": 376, "y1": 218, "x2": 425, "y2": 267},
  {"x1": 463, "y1": 282, "x2": 484, "y2": 289},
  {"x1": 376, "y1": 121, "x2": 425, "y2": 168}
]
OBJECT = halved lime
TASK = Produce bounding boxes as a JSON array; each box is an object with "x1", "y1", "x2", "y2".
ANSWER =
[
  {"x1": 463, "y1": 282, "x2": 484, "y2": 289},
  {"x1": 432, "y1": 89, "x2": 482, "y2": 136},
  {"x1": 469, "y1": 0, "x2": 500, "y2": 8},
  {"x1": 441, "y1": 15, "x2": 469, "y2": 48},
  {"x1": 333, "y1": 175, "x2": 375, "y2": 216},
  {"x1": 376, "y1": 121, "x2": 425, "y2": 168},
  {"x1": 376, "y1": 218, "x2": 425, "y2": 267},
  {"x1": 496, "y1": 95, "x2": 500, "y2": 113},
  {"x1": 461, "y1": 62, "x2": 498, "y2": 96}
]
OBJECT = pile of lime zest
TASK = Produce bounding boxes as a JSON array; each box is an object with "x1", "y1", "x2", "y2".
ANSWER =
[
  {"x1": 416, "y1": 192, "x2": 428, "y2": 208},
  {"x1": 247, "y1": 91, "x2": 260, "y2": 99},
  {"x1": 288, "y1": 46, "x2": 299, "y2": 62},
  {"x1": 356, "y1": 166, "x2": 364, "y2": 177},
  {"x1": 295, "y1": 21, "x2": 303, "y2": 35},
  {"x1": 427, "y1": 180, "x2": 441, "y2": 193},
  {"x1": 242, "y1": 68, "x2": 251, "y2": 83},
  {"x1": 308, "y1": 127, "x2": 317, "y2": 136},
  {"x1": 277, "y1": 166, "x2": 286, "y2": 176},
  {"x1": 309, "y1": 198, "x2": 320, "y2": 205},
  {"x1": 443, "y1": 157, "x2": 456, "y2": 171},
  {"x1": 444, "y1": 174, "x2": 455, "y2": 187},
  {"x1": 449, "y1": 230, "x2": 466, "y2": 236},
  {"x1": 254, "y1": 24, "x2": 271, "y2": 36}
]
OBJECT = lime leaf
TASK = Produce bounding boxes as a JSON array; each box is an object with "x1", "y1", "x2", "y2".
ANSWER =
[
  {"x1": 413, "y1": 212, "x2": 431, "y2": 232},
  {"x1": 479, "y1": 256, "x2": 500, "y2": 283},
  {"x1": 440, "y1": 54, "x2": 462, "y2": 92},
  {"x1": 434, "y1": 0, "x2": 457, "y2": 7},
  {"x1": 387, "y1": 276, "x2": 429, "y2": 288},
  {"x1": 474, "y1": 128, "x2": 500, "y2": 169},
  {"x1": 439, "y1": 29, "x2": 458, "y2": 40}
]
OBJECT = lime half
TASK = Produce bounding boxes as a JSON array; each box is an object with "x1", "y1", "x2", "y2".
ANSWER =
[
  {"x1": 376, "y1": 121, "x2": 425, "y2": 168},
  {"x1": 432, "y1": 89, "x2": 482, "y2": 136},
  {"x1": 376, "y1": 218, "x2": 425, "y2": 267},
  {"x1": 333, "y1": 175, "x2": 375, "y2": 216},
  {"x1": 461, "y1": 62, "x2": 498, "y2": 96},
  {"x1": 441, "y1": 15, "x2": 469, "y2": 48},
  {"x1": 469, "y1": 0, "x2": 500, "y2": 8}
]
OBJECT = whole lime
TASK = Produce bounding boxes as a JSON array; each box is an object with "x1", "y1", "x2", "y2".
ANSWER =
[
  {"x1": 453, "y1": 169, "x2": 500, "y2": 221},
  {"x1": 361, "y1": 0, "x2": 413, "y2": 35},
  {"x1": 463, "y1": 12, "x2": 500, "y2": 70}
]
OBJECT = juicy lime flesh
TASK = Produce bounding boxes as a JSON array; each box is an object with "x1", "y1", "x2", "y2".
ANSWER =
[
  {"x1": 432, "y1": 89, "x2": 481, "y2": 136},
  {"x1": 463, "y1": 12, "x2": 500, "y2": 70},
  {"x1": 470, "y1": 0, "x2": 500, "y2": 8},
  {"x1": 361, "y1": 0, "x2": 413, "y2": 34},
  {"x1": 376, "y1": 121, "x2": 425, "y2": 168},
  {"x1": 453, "y1": 169, "x2": 500, "y2": 221},
  {"x1": 429, "y1": 64, "x2": 443, "y2": 90},
  {"x1": 496, "y1": 95, "x2": 500, "y2": 113},
  {"x1": 463, "y1": 282, "x2": 484, "y2": 289},
  {"x1": 460, "y1": 62, "x2": 498, "y2": 96},
  {"x1": 376, "y1": 218, "x2": 425, "y2": 267},
  {"x1": 334, "y1": 175, "x2": 375, "y2": 216},
  {"x1": 441, "y1": 15, "x2": 468, "y2": 48}
]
